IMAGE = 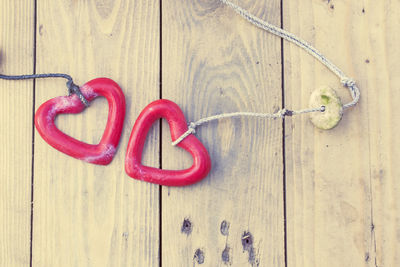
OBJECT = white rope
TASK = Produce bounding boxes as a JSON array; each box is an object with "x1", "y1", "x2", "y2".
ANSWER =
[
  {"x1": 172, "y1": 0, "x2": 360, "y2": 146},
  {"x1": 172, "y1": 106, "x2": 324, "y2": 146}
]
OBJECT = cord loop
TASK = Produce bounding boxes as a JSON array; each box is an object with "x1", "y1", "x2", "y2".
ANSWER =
[
  {"x1": 341, "y1": 78, "x2": 356, "y2": 88},
  {"x1": 66, "y1": 80, "x2": 90, "y2": 107}
]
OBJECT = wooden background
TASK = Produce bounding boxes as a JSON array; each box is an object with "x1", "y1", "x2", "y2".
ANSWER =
[{"x1": 0, "y1": 0, "x2": 399, "y2": 266}]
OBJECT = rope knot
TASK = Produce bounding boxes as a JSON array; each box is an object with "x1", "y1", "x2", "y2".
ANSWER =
[
  {"x1": 341, "y1": 77, "x2": 356, "y2": 88},
  {"x1": 276, "y1": 108, "x2": 287, "y2": 118},
  {"x1": 66, "y1": 80, "x2": 90, "y2": 107},
  {"x1": 188, "y1": 122, "x2": 197, "y2": 134},
  {"x1": 171, "y1": 122, "x2": 197, "y2": 146}
]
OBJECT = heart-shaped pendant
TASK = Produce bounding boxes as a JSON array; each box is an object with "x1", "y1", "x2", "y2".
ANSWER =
[
  {"x1": 125, "y1": 99, "x2": 211, "y2": 186},
  {"x1": 34, "y1": 78, "x2": 125, "y2": 165}
]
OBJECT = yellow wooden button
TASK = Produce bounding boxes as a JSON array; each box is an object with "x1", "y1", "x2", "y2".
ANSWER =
[{"x1": 309, "y1": 86, "x2": 343, "y2": 130}]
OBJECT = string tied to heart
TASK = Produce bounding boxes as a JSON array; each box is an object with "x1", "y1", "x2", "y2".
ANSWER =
[
  {"x1": 173, "y1": 0, "x2": 360, "y2": 146},
  {"x1": 172, "y1": 106, "x2": 325, "y2": 146},
  {"x1": 0, "y1": 73, "x2": 90, "y2": 107}
]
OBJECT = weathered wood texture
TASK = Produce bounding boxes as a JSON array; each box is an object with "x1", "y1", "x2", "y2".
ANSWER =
[
  {"x1": 1, "y1": 0, "x2": 400, "y2": 266},
  {"x1": 284, "y1": 0, "x2": 400, "y2": 266},
  {"x1": 0, "y1": 0, "x2": 34, "y2": 266},
  {"x1": 356, "y1": 1, "x2": 400, "y2": 265},
  {"x1": 162, "y1": 0, "x2": 284, "y2": 266},
  {"x1": 32, "y1": 0, "x2": 160, "y2": 266}
]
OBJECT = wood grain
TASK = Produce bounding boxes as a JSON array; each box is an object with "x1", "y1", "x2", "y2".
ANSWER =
[
  {"x1": 283, "y1": 0, "x2": 400, "y2": 266},
  {"x1": 161, "y1": 0, "x2": 284, "y2": 266},
  {"x1": 362, "y1": 0, "x2": 400, "y2": 265},
  {"x1": 0, "y1": 1, "x2": 34, "y2": 266},
  {"x1": 1, "y1": 0, "x2": 399, "y2": 265},
  {"x1": 32, "y1": 0, "x2": 160, "y2": 266}
]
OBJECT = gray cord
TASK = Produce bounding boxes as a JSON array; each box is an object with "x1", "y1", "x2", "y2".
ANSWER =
[
  {"x1": 0, "y1": 73, "x2": 89, "y2": 107},
  {"x1": 219, "y1": 0, "x2": 360, "y2": 108},
  {"x1": 172, "y1": 0, "x2": 360, "y2": 146}
]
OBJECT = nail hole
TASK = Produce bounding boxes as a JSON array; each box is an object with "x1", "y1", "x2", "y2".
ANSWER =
[
  {"x1": 241, "y1": 231, "x2": 257, "y2": 265},
  {"x1": 220, "y1": 220, "x2": 230, "y2": 236},
  {"x1": 241, "y1": 232, "x2": 253, "y2": 249},
  {"x1": 321, "y1": 106, "x2": 326, "y2": 112},
  {"x1": 222, "y1": 246, "x2": 230, "y2": 264},
  {"x1": 194, "y1": 249, "x2": 205, "y2": 264},
  {"x1": 181, "y1": 218, "x2": 192, "y2": 235}
]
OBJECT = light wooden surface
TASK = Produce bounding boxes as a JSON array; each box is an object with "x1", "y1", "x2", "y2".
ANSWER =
[
  {"x1": 33, "y1": 0, "x2": 160, "y2": 266},
  {"x1": 0, "y1": 0, "x2": 399, "y2": 266},
  {"x1": 284, "y1": 0, "x2": 400, "y2": 266},
  {"x1": 162, "y1": 0, "x2": 283, "y2": 266},
  {"x1": 0, "y1": 1, "x2": 34, "y2": 266}
]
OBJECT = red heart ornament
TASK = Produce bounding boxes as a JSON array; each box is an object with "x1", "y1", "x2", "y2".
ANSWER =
[
  {"x1": 34, "y1": 78, "x2": 125, "y2": 165},
  {"x1": 125, "y1": 99, "x2": 211, "y2": 186}
]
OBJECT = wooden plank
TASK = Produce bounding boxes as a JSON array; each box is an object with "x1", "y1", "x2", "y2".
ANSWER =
[
  {"x1": 0, "y1": 1, "x2": 34, "y2": 266},
  {"x1": 363, "y1": 1, "x2": 400, "y2": 265},
  {"x1": 32, "y1": 0, "x2": 159, "y2": 266},
  {"x1": 162, "y1": 0, "x2": 284, "y2": 266},
  {"x1": 282, "y1": 0, "x2": 400, "y2": 266}
]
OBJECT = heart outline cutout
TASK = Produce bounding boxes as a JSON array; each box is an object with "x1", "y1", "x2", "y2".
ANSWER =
[
  {"x1": 125, "y1": 99, "x2": 211, "y2": 186},
  {"x1": 34, "y1": 78, "x2": 126, "y2": 165}
]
